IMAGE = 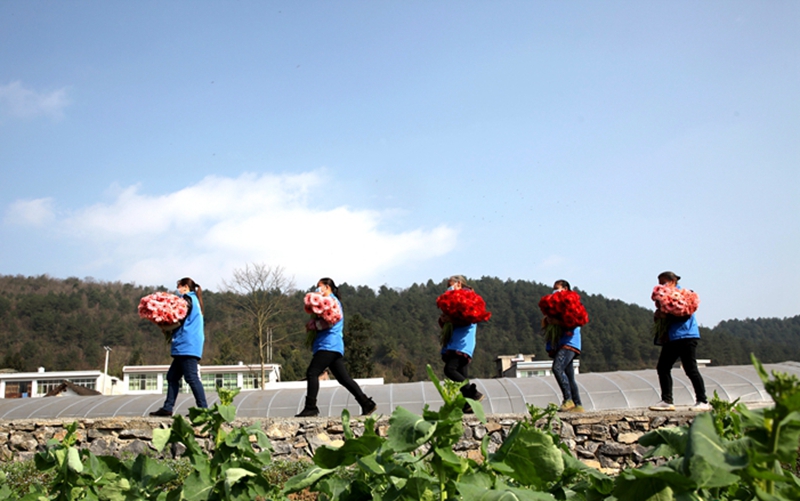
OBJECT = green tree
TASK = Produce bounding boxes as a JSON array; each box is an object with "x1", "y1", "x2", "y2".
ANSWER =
[{"x1": 344, "y1": 313, "x2": 374, "y2": 378}]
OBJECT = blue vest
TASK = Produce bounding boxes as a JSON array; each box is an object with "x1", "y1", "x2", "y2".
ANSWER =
[
  {"x1": 546, "y1": 326, "x2": 581, "y2": 354},
  {"x1": 668, "y1": 314, "x2": 700, "y2": 341},
  {"x1": 312, "y1": 295, "x2": 345, "y2": 355},
  {"x1": 171, "y1": 292, "x2": 204, "y2": 358},
  {"x1": 441, "y1": 323, "x2": 477, "y2": 358}
]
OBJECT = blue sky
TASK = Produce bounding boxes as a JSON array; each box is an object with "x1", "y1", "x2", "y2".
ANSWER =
[{"x1": 1, "y1": 1, "x2": 798, "y2": 326}]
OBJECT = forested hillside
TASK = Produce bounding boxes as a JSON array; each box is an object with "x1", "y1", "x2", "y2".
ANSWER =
[{"x1": 0, "y1": 274, "x2": 797, "y2": 383}]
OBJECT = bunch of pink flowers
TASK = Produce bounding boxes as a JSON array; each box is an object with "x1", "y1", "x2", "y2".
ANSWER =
[
  {"x1": 304, "y1": 292, "x2": 342, "y2": 325},
  {"x1": 303, "y1": 292, "x2": 343, "y2": 347},
  {"x1": 138, "y1": 292, "x2": 188, "y2": 328},
  {"x1": 651, "y1": 285, "x2": 700, "y2": 317}
]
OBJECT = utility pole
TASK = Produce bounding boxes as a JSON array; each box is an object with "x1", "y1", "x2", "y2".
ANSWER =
[{"x1": 103, "y1": 346, "x2": 112, "y2": 395}]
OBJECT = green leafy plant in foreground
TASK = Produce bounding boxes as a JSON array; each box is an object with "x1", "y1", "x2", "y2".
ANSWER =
[
  {"x1": 151, "y1": 386, "x2": 278, "y2": 500},
  {"x1": 283, "y1": 365, "x2": 600, "y2": 500},
  {"x1": 6, "y1": 355, "x2": 800, "y2": 500},
  {"x1": 11, "y1": 386, "x2": 281, "y2": 500},
  {"x1": 617, "y1": 354, "x2": 800, "y2": 501}
]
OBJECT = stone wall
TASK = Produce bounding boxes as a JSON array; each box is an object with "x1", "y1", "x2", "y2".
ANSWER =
[{"x1": 0, "y1": 410, "x2": 695, "y2": 473}]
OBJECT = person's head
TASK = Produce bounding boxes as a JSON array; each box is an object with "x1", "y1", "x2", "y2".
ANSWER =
[
  {"x1": 177, "y1": 277, "x2": 203, "y2": 311},
  {"x1": 553, "y1": 279, "x2": 571, "y2": 291},
  {"x1": 317, "y1": 277, "x2": 338, "y2": 297},
  {"x1": 447, "y1": 275, "x2": 471, "y2": 291},
  {"x1": 658, "y1": 271, "x2": 681, "y2": 287}
]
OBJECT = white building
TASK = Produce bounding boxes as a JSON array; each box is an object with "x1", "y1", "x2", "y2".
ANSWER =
[
  {"x1": 123, "y1": 362, "x2": 282, "y2": 395},
  {"x1": 496, "y1": 354, "x2": 581, "y2": 378},
  {"x1": 0, "y1": 367, "x2": 122, "y2": 399}
]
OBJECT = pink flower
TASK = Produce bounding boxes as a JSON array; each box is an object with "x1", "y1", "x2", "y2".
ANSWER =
[
  {"x1": 651, "y1": 285, "x2": 700, "y2": 316},
  {"x1": 138, "y1": 292, "x2": 189, "y2": 326},
  {"x1": 302, "y1": 293, "x2": 342, "y2": 328}
]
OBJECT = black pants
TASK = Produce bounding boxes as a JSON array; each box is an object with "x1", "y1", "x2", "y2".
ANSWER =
[
  {"x1": 442, "y1": 351, "x2": 480, "y2": 399},
  {"x1": 303, "y1": 350, "x2": 368, "y2": 408},
  {"x1": 656, "y1": 338, "x2": 707, "y2": 404}
]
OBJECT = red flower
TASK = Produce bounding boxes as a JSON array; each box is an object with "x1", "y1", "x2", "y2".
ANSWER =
[
  {"x1": 538, "y1": 290, "x2": 589, "y2": 328},
  {"x1": 436, "y1": 289, "x2": 492, "y2": 325}
]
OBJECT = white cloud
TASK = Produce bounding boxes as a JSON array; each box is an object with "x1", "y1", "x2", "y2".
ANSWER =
[
  {"x1": 0, "y1": 81, "x2": 71, "y2": 120},
  {"x1": 4, "y1": 198, "x2": 56, "y2": 226},
  {"x1": 61, "y1": 172, "x2": 458, "y2": 289}
]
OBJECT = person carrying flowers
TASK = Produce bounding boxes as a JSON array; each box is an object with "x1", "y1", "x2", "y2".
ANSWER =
[
  {"x1": 649, "y1": 271, "x2": 710, "y2": 412},
  {"x1": 149, "y1": 277, "x2": 208, "y2": 417},
  {"x1": 539, "y1": 280, "x2": 587, "y2": 413},
  {"x1": 437, "y1": 275, "x2": 491, "y2": 413},
  {"x1": 296, "y1": 277, "x2": 377, "y2": 417}
]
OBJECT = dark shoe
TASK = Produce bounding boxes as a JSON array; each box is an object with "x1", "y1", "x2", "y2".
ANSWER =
[
  {"x1": 149, "y1": 408, "x2": 172, "y2": 417},
  {"x1": 360, "y1": 398, "x2": 377, "y2": 416},
  {"x1": 295, "y1": 407, "x2": 320, "y2": 417},
  {"x1": 473, "y1": 390, "x2": 485, "y2": 402},
  {"x1": 463, "y1": 403, "x2": 474, "y2": 414}
]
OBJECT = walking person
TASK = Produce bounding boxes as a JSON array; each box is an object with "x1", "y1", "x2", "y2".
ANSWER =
[
  {"x1": 296, "y1": 277, "x2": 377, "y2": 417},
  {"x1": 542, "y1": 280, "x2": 585, "y2": 413},
  {"x1": 649, "y1": 271, "x2": 711, "y2": 412},
  {"x1": 150, "y1": 277, "x2": 208, "y2": 416},
  {"x1": 439, "y1": 275, "x2": 487, "y2": 412}
]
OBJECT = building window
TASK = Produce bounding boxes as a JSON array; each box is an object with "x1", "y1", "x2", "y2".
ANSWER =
[
  {"x1": 201, "y1": 373, "x2": 238, "y2": 391},
  {"x1": 241, "y1": 373, "x2": 261, "y2": 390},
  {"x1": 37, "y1": 380, "x2": 62, "y2": 395},
  {"x1": 70, "y1": 378, "x2": 97, "y2": 390},
  {"x1": 128, "y1": 374, "x2": 158, "y2": 391}
]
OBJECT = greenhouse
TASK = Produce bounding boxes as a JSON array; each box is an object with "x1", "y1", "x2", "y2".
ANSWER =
[{"x1": 0, "y1": 362, "x2": 796, "y2": 420}]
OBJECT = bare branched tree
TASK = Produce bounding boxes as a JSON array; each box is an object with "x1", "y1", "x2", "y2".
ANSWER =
[{"x1": 220, "y1": 263, "x2": 296, "y2": 389}]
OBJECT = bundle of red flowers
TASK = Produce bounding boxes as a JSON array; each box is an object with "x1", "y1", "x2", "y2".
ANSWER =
[
  {"x1": 651, "y1": 285, "x2": 700, "y2": 344},
  {"x1": 137, "y1": 292, "x2": 189, "y2": 341},
  {"x1": 538, "y1": 290, "x2": 589, "y2": 348},
  {"x1": 538, "y1": 290, "x2": 589, "y2": 327},
  {"x1": 435, "y1": 289, "x2": 492, "y2": 346},
  {"x1": 303, "y1": 292, "x2": 343, "y2": 347}
]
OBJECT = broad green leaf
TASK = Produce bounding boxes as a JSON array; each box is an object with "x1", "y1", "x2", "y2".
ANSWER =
[
  {"x1": 771, "y1": 411, "x2": 800, "y2": 463},
  {"x1": 465, "y1": 397, "x2": 487, "y2": 423},
  {"x1": 386, "y1": 406, "x2": 437, "y2": 453},
  {"x1": 621, "y1": 464, "x2": 696, "y2": 492},
  {"x1": 394, "y1": 476, "x2": 439, "y2": 501},
  {"x1": 357, "y1": 453, "x2": 387, "y2": 475},
  {"x1": 224, "y1": 467, "x2": 255, "y2": 491},
  {"x1": 458, "y1": 482, "x2": 557, "y2": 500},
  {"x1": 218, "y1": 404, "x2": 237, "y2": 423},
  {"x1": 282, "y1": 465, "x2": 336, "y2": 493},
  {"x1": 434, "y1": 446, "x2": 464, "y2": 467},
  {"x1": 130, "y1": 454, "x2": 177, "y2": 490},
  {"x1": 639, "y1": 426, "x2": 689, "y2": 458},
  {"x1": 181, "y1": 470, "x2": 215, "y2": 501},
  {"x1": 488, "y1": 423, "x2": 564, "y2": 489},
  {"x1": 313, "y1": 432, "x2": 385, "y2": 468},
  {"x1": 151, "y1": 428, "x2": 171, "y2": 453},
  {"x1": 753, "y1": 485, "x2": 788, "y2": 501},
  {"x1": 613, "y1": 474, "x2": 674, "y2": 501},
  {"x1": 66, "y1": 447, "x2": 83, "y2": 473},
  {"x1": 683, "y1": 412, "x2": 747, "y2": 488}
]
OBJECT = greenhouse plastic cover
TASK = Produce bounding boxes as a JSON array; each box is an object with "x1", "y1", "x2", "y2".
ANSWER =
[{"x1": 1, "y1": 362, "x2": 797, "y2": 420}]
